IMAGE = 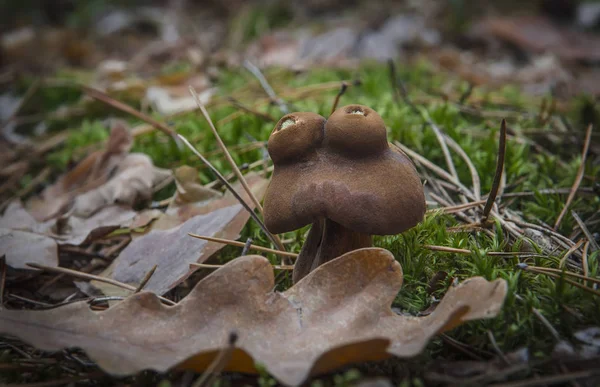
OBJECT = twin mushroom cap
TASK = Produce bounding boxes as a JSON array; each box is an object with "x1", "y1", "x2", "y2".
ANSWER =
[{"x1": 263, "y1": 104, "x2": 425, "y2": 283}]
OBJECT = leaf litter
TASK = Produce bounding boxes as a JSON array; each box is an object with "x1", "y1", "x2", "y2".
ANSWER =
[
  {"x1": 0, "y1": 121, "x2": 173, "y2": 270},
  {"x1": 0, "y1": 248, "x2": 507, "y2": 386},
  {"x1": 95, "y1": 173, "x2": 268, "y2": 295}
]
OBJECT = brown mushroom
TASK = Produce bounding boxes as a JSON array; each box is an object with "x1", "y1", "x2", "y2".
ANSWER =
[{"x1": 264, "y1": 104, "x2": 425, "y2": 283}]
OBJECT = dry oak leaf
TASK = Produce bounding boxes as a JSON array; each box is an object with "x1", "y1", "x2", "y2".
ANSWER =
[{"x1": 0, "y1": 248, "x2": 507, "y2": 386}]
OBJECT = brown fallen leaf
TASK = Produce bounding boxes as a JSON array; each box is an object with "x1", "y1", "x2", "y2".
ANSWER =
[
  {"x1": 0, "y1": 228, "x2": 58, "y2": 269},
  {"x1": 0, "y1": 248, "x2": 507, "y2": 385},
  {"x1": 49, "y1": 205, "x2": 139, "y2": 246},
  {"x1": 96, "y1": 173, "x2": 269, "y2": 295},
  {"x1": 0, "y1": 201, "x2": 138, "y2": 247},
  {"x1": 172, "y1": 165, "x2": 221, "y2": 205},
  {"x1": 70, "y1": 153, "x2": 171, "y2": 218},
  {"x1": 27, "y1": 121, "x2": 133, "y2": 221},
  {"x1": 150, "y1": 173, "x2": 268, "y2": 232}
]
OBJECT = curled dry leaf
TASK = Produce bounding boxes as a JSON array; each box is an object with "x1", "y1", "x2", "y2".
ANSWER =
[
  {"x1": 0, "y1": 201, "x2": 139, "y2": 247},
  {"x1": 70, "y1": 153, "x2": 171, "y2": 218},
  {"x1": 172, "y1": 165, "x2": 221, "y2": 205},
  {"x1": 0, "y1": 248, "x2": 507, "y2": 385},
  {"x1": 27, "y1": 121, "x2": 133, "y2": 221}
]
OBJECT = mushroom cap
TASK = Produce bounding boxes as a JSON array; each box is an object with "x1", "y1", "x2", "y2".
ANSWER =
[{"x1": 264, "y1": 104, "x2": 425, "y2": 235}]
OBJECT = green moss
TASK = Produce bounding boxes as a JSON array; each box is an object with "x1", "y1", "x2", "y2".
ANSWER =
[{"x1": 30, "y1": 60, "x2": 599, "y2": 383}]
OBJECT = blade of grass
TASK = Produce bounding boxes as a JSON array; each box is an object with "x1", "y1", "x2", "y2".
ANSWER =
[
  {"x1": 559, "y1": 239, "x2": 585, "y2": 268},
  {"x1": 571, "y1": 210, "x2": 599, "y2": 252},
  {"x1": 423, "y1": 245, "x2": 471, "y2": 255},
  {"x1": 444, "y1": 134, "x2": 482, "y2": 201},
  {"x1": 482, "y1": 119, "x2": 507, "y2": 223},
  {"x1": 226, "y1": 97, "x2": 275, "y2": 122},
  {"x1": 526, "y1": 264, "x2": 600, "y2": 285},
  {"x1": 554, "y1": 124, "x2": 593, "y2": 230}
]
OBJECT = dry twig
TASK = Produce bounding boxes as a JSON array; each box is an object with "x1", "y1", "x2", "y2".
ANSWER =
[
  {"x1": 554, "y1": 124, "x2": 593, "y2": 230},
  {"x1": 177, "y1": 134, "x2": 283, "y2": 251},
  {"x1": 188, "y1": 233, "x2": 297, "y2": 258},
  {"x1": 482, "y1": 119, "x2": 507, "y2": 222},
  {"x1": 26, "y1": 263, "x2": 175, "y2": 305},
  {"x1": 190, "y1": 87, "x2": 286, "y2": 255},
  {"x1": 330, "y1": 81, "x2": 348, "y2": 115}
]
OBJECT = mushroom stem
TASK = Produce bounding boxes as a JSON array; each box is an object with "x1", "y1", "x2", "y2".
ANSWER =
[{"x1": 292, "y1": 218, "x2": 372, "y2": 283}]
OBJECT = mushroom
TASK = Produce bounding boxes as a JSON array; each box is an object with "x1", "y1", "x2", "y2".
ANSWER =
[{"x1": 264, "y1": 104, "x2": 425, "y2": 283}]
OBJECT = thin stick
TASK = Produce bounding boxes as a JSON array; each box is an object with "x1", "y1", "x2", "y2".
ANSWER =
[
  {"x1": 191, "y1": 331, "x2": 238, "y2": 387},
  {"x1": 422, "y1": 110, "x2": 459, "y2": 183},
  {"x1": 0, "y1": 255, "x2": 6, "y2": 307},
  {"x1": 26, "y1": 263, "x2": 175, "y2": 306},
  {"x1": 178, "y1": 134, "x2": 283, "y2": 251},
  {"x1": 559, "y1": 239, "x2": 585, "y2": 268},
  {"x1": 509, "y1": 218, "x2": 575, "y2": 249},
  {"x1": 499, "y1": 187, "x2": 594, "y2": 198},
  {"x1": 190, "y1": 87, "x2": 264, "y2": 214},
  {"x1": 423, "y1": 245, "x2": 471, "y2": 255},
  {"x1": 205, "y1": 158, "x2": 270, "y2": 189},
  {"x1": 191, "y1": 262, "x2": 294, "y2": 271},
  {"x1": 243, "y1": 60, "x2": 289, "y2": 114},
  {"x1": 429, "y1": 200, "x2": 486, "y2": 214},
  {"x1": 241, "y1": 238, "x2": 253, "y2": 256},
  {"x1": 1, "y1": 79, "x2": 40, "y2": 130},
  {"x1": 482, "y1": 119, "x2": 507, "y2": 222},
  {"x1": 525, "y1": 264, "x2": 600, "y2": 285},
  {"x1": 554, "y1": 124, "x2": 593, "y2": 230},
  {"x1": 134, "y1": 265, "x2": 157, "y2": 293},
  {"x1": 226, "y1": 97, "x2": 275, "y2": 122},
  {"x1": 487, "y1": 251, "x2": 547, "y2": 257},
  {"x1": 394, "y1": 142, "x2": 476, "y2": 201},
  {"x1": 189, "y1": 88, "x2": 286, "y2": 255},
  {"x1": 330, "y1": 81, "x2": 348, "y2": 115},
  {"x1": 444, "y1": 135, "x2": 482, "y2": 200},
  {"x1": 582, "y1": 241, "x2": 590, "y2": 278},
  {"x1": 531, "y1": 307, "x2": 560, "y2": 341},
  {"x1": 487, "y1": 330, "x2": 509, "y2": 365},
  {"x1": 571, "y1": 211, "x2": 599, "y2": 252},
  {"x1": 518, "y1": 264, "x2": 600, "y2": 297},
  {"x1": 81, "y1": 85, "x2": 179, "y2": 143},
  {"x1": 491, "y1": 370, "x2": 595, "y2": 387},
  {"x1": 188, "y1": 233, "x2": 298, "y2": 258}
]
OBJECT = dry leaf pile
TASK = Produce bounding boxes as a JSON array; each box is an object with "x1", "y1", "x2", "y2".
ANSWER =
[
  {"x1": 0, "y1": 248, "x2": 507, "y2": 386},
  {"x1": 0, "y1": 121, "x2": 171, "y2": 269}
]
